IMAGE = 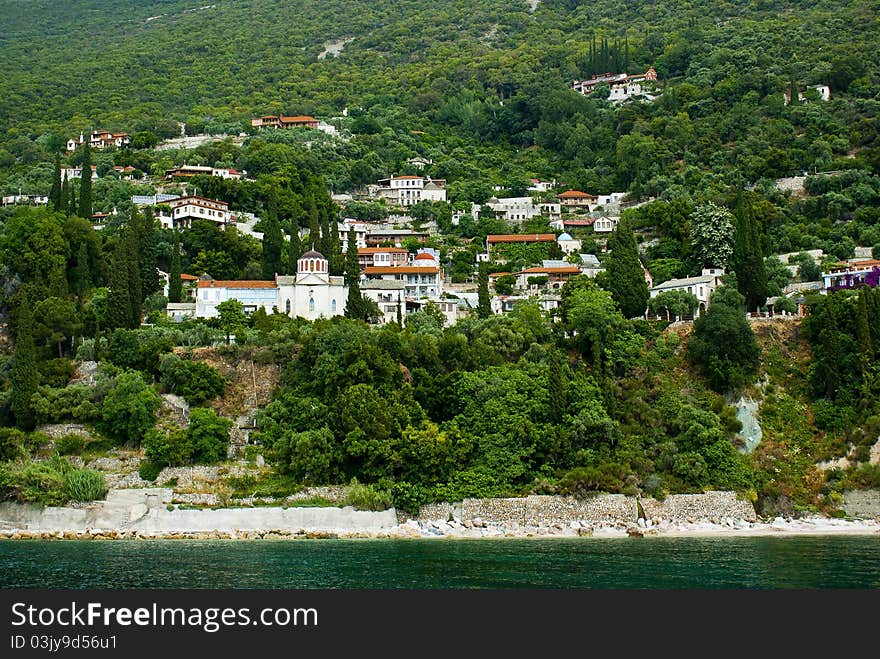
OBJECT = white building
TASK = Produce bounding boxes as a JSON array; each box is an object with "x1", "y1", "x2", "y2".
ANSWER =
[
  {"x1": 528, "y1": 179, "x2": 556, "y2": 193},
  {"x1": 484, "y1": 197, "x2": 543, "y2": 224},
  {"x1": 60, "y1": 166, "x2": 98, "y2": 182},
  {"x1": 67, "y1": 130, "x2": 131, "y2": 152},
  {"x1": 158, "y1": 196, "x2": 234, "y2": 229},
  {"x1": 363, "y1": 252, "x2": 441, "y2": 300},
  {"x1": 375, "y1": 175, "x2": 447, "y2": 206},
  {"x1": 557, "y1": 232, "x2": 582, "y2": 255},
  {"x1": 593, "y1": 216, "x2": 619, "y2": 233},
  {"x1": 648, "y1": 268, "x2": 725, "y2": 316},
  {"x1": 193, "y1": 250, "x2": 347, "y2": 321},
  {"x1": 361, "y1": 279, "x2": 405, "y2": 325}
]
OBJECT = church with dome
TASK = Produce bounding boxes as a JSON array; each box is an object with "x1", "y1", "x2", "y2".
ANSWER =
[{"x1": 194, "y1": 250, "x2": 348, "y2": 321}]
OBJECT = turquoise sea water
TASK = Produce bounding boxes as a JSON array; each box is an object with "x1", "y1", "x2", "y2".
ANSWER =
[{"x1": 2, "y1": 536, "x2": 879, "y2": 589}]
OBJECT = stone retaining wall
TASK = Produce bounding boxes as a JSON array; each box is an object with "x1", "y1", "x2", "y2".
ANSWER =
[
  {"x1": 841, "y1": 490, "x2": 880, "y2": 519},
  {"x1": 415, "y1": 491, "x2": 755, "y2": 525},
  {"x1": 640, "y1": 491, "x2": 757, "y2": 523}
]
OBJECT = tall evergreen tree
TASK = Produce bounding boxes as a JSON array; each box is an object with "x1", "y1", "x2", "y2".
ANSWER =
[
  {"x1": 59, "y1": 174, "x2": 70, "y2": 215},
  {"x1": 732, "y1": 196, "x2": 768, "y2": 312},
  {"x1": 49, "y1": 155, "x2": 62, "y2": 211},
  {"x1": 106, "y1": 231, "x2": 134, "y2": 330},
  {"x1": 10, "y1": 296, "x2": 40, "y2": 430},
  {"x1": 855, "y1": 288, "x2": 874, "y2": 374},
  {"x1": 261, "y1": 196, "x2": 283, "y2": 279},
  {"x1": 134, "y1": 208, "x2": 161, "y2": 299},
  {"x1": 78, "y1": 143, "x2": 92, "y2": 219},
  {"x1": 604, "y1": 217, "x2": 649, "y2": 318},
  {"x1": 477, "y1": 261, "x2": 491, "y2": 318},
  {"x1": 125, "y1": 223, "x2": 142, "y2": 328},
  {"x1": 344, "y1": 227, "x2": 364, "y2": 320},
  {"x1": 68, "y1": 183, "x2": 76, "y2": 218},
  {"x1": 72, "y1": 241, "x2": 90, "y2": 302},
  {"x1": 287, "y1": 217, "x2": 303, "y2": 275},
  {"x1": 168, "y1": 229, "x2": 183, "y2": 303}
]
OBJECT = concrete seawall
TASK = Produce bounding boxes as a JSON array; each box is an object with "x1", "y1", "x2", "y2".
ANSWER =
[{"x1": 0, "y1": 489, "x2": 398, "y2": 536}]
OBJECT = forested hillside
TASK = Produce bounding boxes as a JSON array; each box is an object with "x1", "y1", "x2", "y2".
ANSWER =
[{"x1": 1, "y1": 0, "x2": 879, "y2": 194}]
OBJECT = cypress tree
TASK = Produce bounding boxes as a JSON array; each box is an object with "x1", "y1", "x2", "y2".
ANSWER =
[
  {"x1": 106, "y1": 231, "x2": 134, "y2": 330},
  {"x1": 134, "y1": 208, "x2": 161, "y2": 299},
  {"x1": 477, "y1": 261, "x2": 491, "y2": 318},
  {"x1": 261, "y1": 196, "x2": 283, "y2": 280},
  {"x1": 287, "y1": 217, "x2": 302, "y2": 275},
  {"x1": 72, "y1": 241, "x2": 90, "y2": 302},
  {"x1": 344, "y1": 227, "x2": 363, "y2": 320},
  {"x1": 68, "y1": 182, "x2": 76, "y2": 218},
  {"x1": 733, "y1": 196, "x2": 768, "y2": 312},
  {"x1": 125, "y1": 223, "x2": 142, "y2": 328},
  {"x1": 59, "y1": 174, "x2": 70, "y2": 215},
  {"x1": 396, "y1": 292, "x2": 402, "y2": 326},
  {"x1": 604, "y1": 217, "x2": 649, "y2": 318},
  {"x1": 168, "y1": 229, "x2": 183, "y2": 303},
  {"x1": 50, "y1": 155, "x2": 62, "y2": 211},
  {"x1": 78, "y1": 143, "x2": 92, "y2": 219},
  {"x1": 10, "y1": 296, "x2": 40, "y2": 430},
  {"x1": 855, "y1": 288, "x2": 874, "y2": 373}
]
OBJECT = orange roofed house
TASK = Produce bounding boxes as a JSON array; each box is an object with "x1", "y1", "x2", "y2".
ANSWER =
[{"x1": 251, "y1": 115, "x2": 318, "y2": 129}]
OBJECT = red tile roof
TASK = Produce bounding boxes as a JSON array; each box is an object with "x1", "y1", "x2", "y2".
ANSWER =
[
  {"x1": 364, "y1": 266, "x2": 439, "y2": 275},
  {"x1": 197, "y1": 280, "x2": 277, "y2": 289},
  {"x1": 487, "y1": 234, "x2": 557, "y2": 244},
  {"x1": 557, "y1": 190, "x2": 596, "y2": 199},
  {"x1": 518, "y1": 266, "x2": 581, "y2": 275},
  {"x1": 358, "y1": 247, "x2": 409, "y2": 254}
]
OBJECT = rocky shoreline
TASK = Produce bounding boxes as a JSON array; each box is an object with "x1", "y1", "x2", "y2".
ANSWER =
[
  {"x1": 1, "y1": 515, "x2": 879, "y2": 541},
  {"x1": 1, "y1": 489, "x2": 879, "y2": 540}
]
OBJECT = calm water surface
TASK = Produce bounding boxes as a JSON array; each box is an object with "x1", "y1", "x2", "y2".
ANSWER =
[{"x1": 1, "y1": 536, "x2": 878, "y2": 589}]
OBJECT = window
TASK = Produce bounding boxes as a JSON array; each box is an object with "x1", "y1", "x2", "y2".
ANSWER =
[
  {"x1": 285, "y1": 300, "x2": 291, "y2": 314},
  {"x1": 309, "y1": 296, "x2": 315, "y2": 312},
  {"x1": 331, "y1": 299, "x2": 337, "y2": 313}
]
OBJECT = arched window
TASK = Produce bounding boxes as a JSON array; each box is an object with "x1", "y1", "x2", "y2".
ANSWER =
[
  {"x1": 285, "y1": 300, "x2": 291, "y2": 314},
  {"x1": 331, "y1": 299, "x2": 337, "y2": 313},
  {"x1": 309, "y1": 260, "x2": 315, "y2": 272},
  {"x1": 309, "y1": 296, "x2": 315, "y2": 312}
]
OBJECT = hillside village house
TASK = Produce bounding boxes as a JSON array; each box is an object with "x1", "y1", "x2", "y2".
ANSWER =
[
  {"x1": 648, "y1": 268, "x2": 725, "y2": 317},
  {"x1": 165, "y1": 165, "x2": 243, "y2": 180},
  {"x1": 515, "y1": 261, "x2": 582, "y2": 291},
  {"x1": 361, "y1": 279, "x2": 405, "y2": 325},
  {"x1": 67, "y1": 130, "x2": 130, "y2": 152},
  {"x1": 251, "y1": 115, "x2": 318, "y2": 129},
  {"x1": 156, "y1": 196, "x2": 234, "y2": 229},
  {"x1": 60, "y1": 165, "x2": 98, "y2": 181},
  {"x1": 528, "y1": 179, "x2": 556, "y2": 193},
  {"x1": 363, "y1": 251, "x2": 442, "y2": 300},
  {"x1": 557, "y1": 190, "x2": 597, "y2": 209},
  {"x1": 374, "y1": 175, "x2": 447, "y2": 206},
  {"x1": 571, "y1": 68, "x2": 658, "y2": 103},
  {"x1": 822, "y1": 259, "x2": 880, "y2": 291},
  {"x1": 557, "y1": 232, "x2": 582, "y2": 254},
  {"x1": 592, "y1": 216, "x2": 619, "y2": 233},
  {"x1": 194, "y1": 250, "x2": 347, "y2": 321},
  {"x1": 357, "y1": 247, "x2": 409, "y2": 270}
]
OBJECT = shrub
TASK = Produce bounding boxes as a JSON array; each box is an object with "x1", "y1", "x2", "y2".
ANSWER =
[
  {"x1": 188, "y1": 408, "x2": 232, "y2": 464},
  {"x1": 391, "y1": 481, "x2": 430, "y2": 516},
  {"x1": 158, "y1": 354, "x2": 228, "y2": 405},
  {"x1": 138, "y1": 461, "x2": 162, "y2": 482},
  {"x1": 344, "y1": 479, "x2": 393, "y2": 511},
  {"x1": 557, "y1": 463, "x2": 628, "y2": 497},
  {"x1": 0, "y1": 457, "x2": 70, "y2": 506},
  {"x1": 64, "y1": 468, "x2": 107, "y2": 501},
  {"x1": 99, "y1": 370, "x2": 162, "y2": 445},
  {"x1": 0, "y1": 428, "x2": 28, "y2": 461},
  {"x1": 57, "y1": 433, "x2": 86, "y2": 456},
  {"x1": 143, "y1": 423, "x2": 192, "y2": 468}
]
